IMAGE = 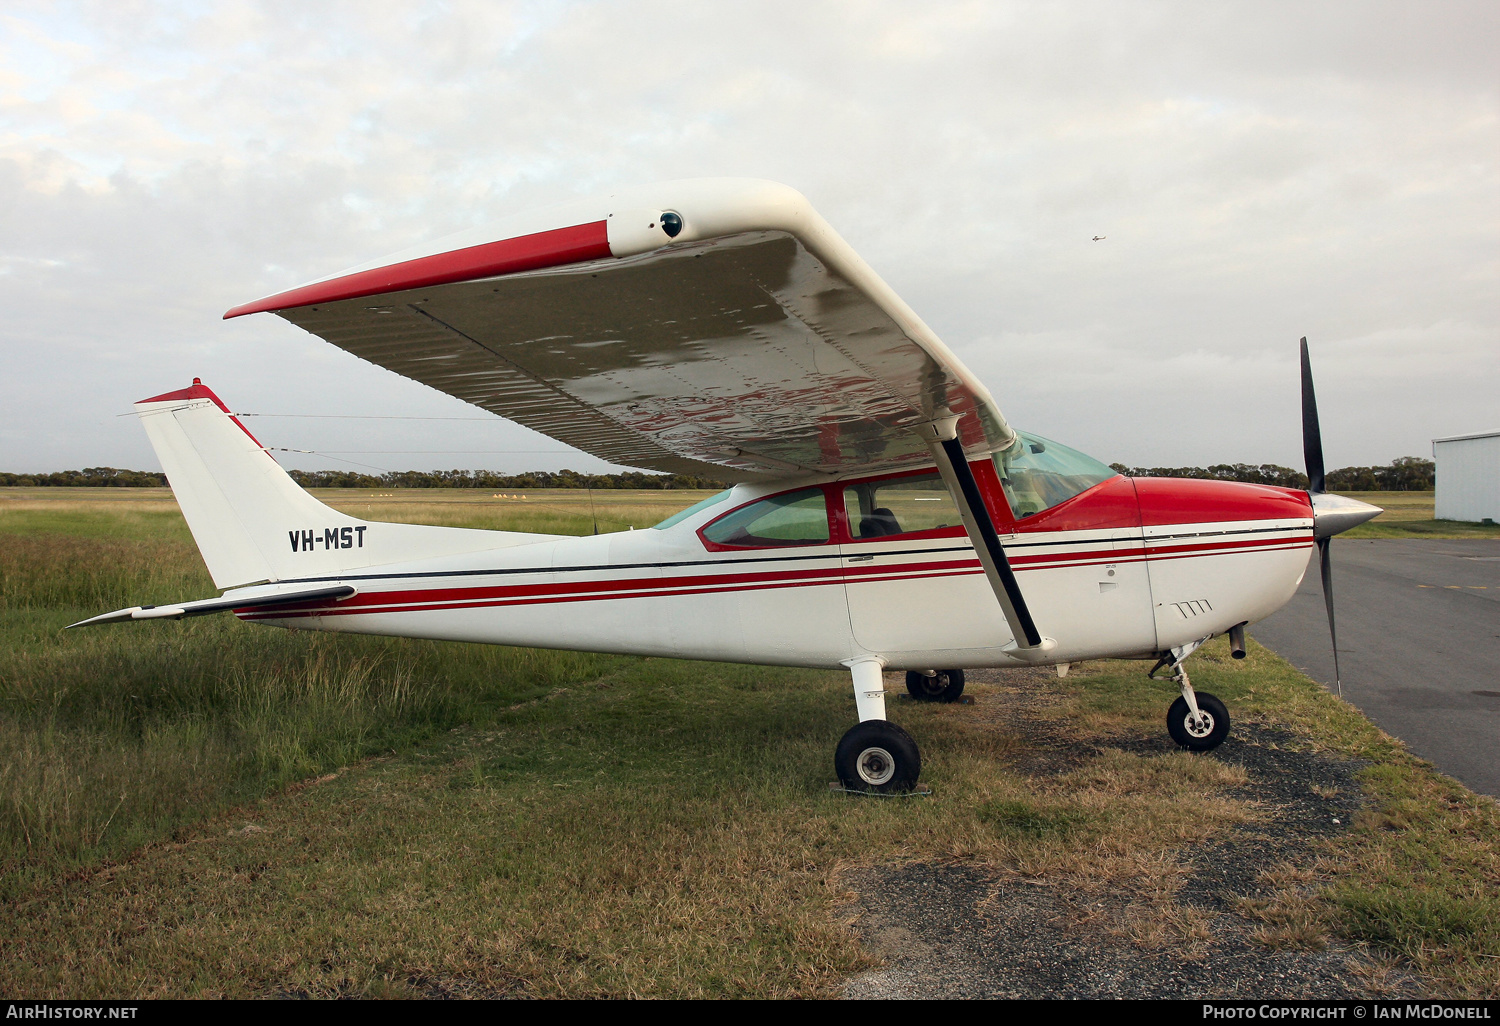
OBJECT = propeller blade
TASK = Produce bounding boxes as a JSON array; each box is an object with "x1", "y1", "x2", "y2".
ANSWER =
[
  {"x1": 1300, "y1": 337, "x2": 1326, "y2": 494},
  {"x1": 1318, "y1": 536, "x2": 1342, "y2": 696}
]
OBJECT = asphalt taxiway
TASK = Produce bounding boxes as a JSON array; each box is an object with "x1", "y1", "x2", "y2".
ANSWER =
[{"x1": 1249, "y1": 538, "x2": 1499, "y2": 798}]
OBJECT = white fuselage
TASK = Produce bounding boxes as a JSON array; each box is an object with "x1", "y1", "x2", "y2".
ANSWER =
[{"x1": 240, "y1": 474, "x2": 1314, "y2": 671}]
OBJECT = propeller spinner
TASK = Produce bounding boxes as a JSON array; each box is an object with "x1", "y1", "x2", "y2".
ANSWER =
[{"x1": 1299, "y1": 337, "x2": 1383, "y2": 693}]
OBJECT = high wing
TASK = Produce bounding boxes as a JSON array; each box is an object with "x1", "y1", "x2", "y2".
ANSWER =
[{"x1": 226, "y1": 178, "x2": 1013, "y2": 481}]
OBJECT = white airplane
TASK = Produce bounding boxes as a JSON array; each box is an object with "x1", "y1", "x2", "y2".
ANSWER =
[{"x1": 73, "y1": 179, "x2": 1380, "y2": 792}]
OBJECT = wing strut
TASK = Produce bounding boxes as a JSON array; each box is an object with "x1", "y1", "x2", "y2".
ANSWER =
[{"x1": 918, "y1": 420, "x2": 1055, "y2": 660}]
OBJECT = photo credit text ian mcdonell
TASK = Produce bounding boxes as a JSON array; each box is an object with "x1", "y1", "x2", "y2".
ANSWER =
[{"x1": 1203, "y1": 1006, "x2": 1492, "y2": 1020}]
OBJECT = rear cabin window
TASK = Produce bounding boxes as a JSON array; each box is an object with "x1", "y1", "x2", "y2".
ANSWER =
[
  {"x1": 993, "y1": 432, "x2": 1116, "y2": 519},
  {"x1": 700, "y1": 488, "x2": 830, "y2": 547},
  {"x1": 651, "y1": 489, "x2": 731, "y2": 530},
  {"x1": 842, "y1": 473, "x2": 960, "y2": 539}
]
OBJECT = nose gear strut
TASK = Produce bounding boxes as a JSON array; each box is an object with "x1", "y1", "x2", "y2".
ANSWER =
[{"x1": 1149, "y1": 636, "x2": 1232, "y2": 751}]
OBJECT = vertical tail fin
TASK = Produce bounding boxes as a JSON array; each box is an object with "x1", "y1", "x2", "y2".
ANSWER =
[{"x1": 136, "y1": 380, "x2": 550, "y2": 588}]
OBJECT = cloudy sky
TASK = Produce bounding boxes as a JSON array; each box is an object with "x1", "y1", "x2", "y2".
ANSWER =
[{"x1": 2, "y1": 0, "x2": 1496, "y2": 476}]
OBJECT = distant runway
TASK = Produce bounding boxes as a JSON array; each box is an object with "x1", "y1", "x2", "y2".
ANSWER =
[{"x1": 1250, "y1": 539, "x2": 1500, "y2": 799}]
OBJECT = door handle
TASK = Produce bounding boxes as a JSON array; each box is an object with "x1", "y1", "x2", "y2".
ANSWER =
[{"x1": 846, "y1": 554, "x2": 875, "y2": 562}]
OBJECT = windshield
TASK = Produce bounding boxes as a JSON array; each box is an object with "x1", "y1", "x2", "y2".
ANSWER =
[
  {"x1": 993, "y1": 432, "x2": 1116, "y2": 519},
  {"x1": 651, "y1": 490, "x2": 732, "y2": 530}
]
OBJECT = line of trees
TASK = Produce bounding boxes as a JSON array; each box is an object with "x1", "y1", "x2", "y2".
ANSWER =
[
  {"x1": 1107, "y1": 456, "x2": 1435, "y2": 491},
  {"x1": 0, "y1": 467, "x2": 169, "y2": 487},
  {"x1": 0, "y1": 466, "x2": 725, "y2": 490},
  {"x1": 286, "y1": 471, "x2": 732, "y2": 492},
  {"x1": 285, "y1": 468, "x2": 727, "y2": 490},
  {"x1": 4, "y1": 456, "x2": 1436, "y2": 492}
]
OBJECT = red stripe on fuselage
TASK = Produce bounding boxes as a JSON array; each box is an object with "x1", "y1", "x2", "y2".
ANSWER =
[
  {"x1": 238, "y1": 528, "x2": 1312, "y2": 622},
  {"x1": 241, "y1": 570, "x2": 855, "y2": 620},
  {"x1": 241, "y1": 561, "x2": 849, "y2": 620}
]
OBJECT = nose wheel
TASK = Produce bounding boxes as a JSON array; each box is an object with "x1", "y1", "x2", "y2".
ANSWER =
[
  {"x1": 1167, "y1": 692, "x2": 1230, "y2": 750},
  {"x1": 1153, "y1": 642, "x2": 1232, "y2": 751}
]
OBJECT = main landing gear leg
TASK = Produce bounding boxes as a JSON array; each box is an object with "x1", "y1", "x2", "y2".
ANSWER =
[
  {"x1": 1154, "y1": 640, "x2": 1231, "y2": 752},
  {"x1": 835, "y1": 658, "x2": 921, "y2": 793},
  {"x1": 850, "y1": 657, "x2": 887, "y2": 723},
  {"x1": 905, "y1": 668, "x2": 966, "y2": 702}
]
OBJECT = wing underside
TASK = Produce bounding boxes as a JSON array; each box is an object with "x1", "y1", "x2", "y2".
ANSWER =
[{"x1": 236, "y1": 180, "x2": 1012, "y2": 481}]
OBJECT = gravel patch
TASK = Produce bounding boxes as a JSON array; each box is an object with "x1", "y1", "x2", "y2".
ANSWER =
[
  {"x1": 842, "y1": 861, "x2": 1383, "y2": 999},
  {"x1": 842, "y1": 670, "x2": 1421, "y2": 999}
]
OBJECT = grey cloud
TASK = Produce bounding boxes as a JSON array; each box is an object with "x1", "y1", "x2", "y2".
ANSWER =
[{"x1": 0, "y1": 0, "x2": 1494, "y2": 474}]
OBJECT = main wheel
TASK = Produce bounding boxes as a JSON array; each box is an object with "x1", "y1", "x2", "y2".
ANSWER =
[
  {"x1": 835, "y1": 721, "x2": 922, "y2": 793},
  {"x1": 1166, "y1": 692, "x2": 1231, "y2": 751},
  {"x1": 905, "y1": 668, "x2": 965, "y2": 703}
]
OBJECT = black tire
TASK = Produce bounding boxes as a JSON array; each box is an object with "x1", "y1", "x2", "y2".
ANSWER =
[
  {"x1": 1166, "y1": 692, "x2": 1231, "y2": 751},
  {"x1": 835, "y1": 721, "x2": 922, "y2": 793},
  {"x1": 905, "y1": 668, "x2": 965, "y2": 703}
]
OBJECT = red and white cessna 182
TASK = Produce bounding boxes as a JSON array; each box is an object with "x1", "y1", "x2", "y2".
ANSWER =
[{"x1": 76, "y1": 179, "x2": 1380, "y2": 792}]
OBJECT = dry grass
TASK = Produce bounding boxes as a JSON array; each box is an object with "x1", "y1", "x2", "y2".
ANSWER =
[
  {"x1": 3, "y1": 663, "x2": 1281, "y2": 998},
  {"x1": 0, "y1": 532, "x2": 208, "y2": 610},
  {"x1": 1326, "y1": 768, "x2": 1500, "y2": 996},
  {"x1": 1337, "y1": 491, "x2": 1500, "y2": 539},
  {"x1": 1, "y1": 486, "x2": 719, "y2": 538},
  {"x1": 987, "y1": 651, "x2": 1500, "y2": 997},
  {"x1": 313, "y1": 487, "x2": 719, "y2": 535}
]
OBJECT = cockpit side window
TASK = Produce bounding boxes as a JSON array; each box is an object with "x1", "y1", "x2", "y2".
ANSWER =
[
  {"x1": 700, "y1": 487, "x2": 831, "y2": 548},
  {"x1": 993, "y1": 432, "x2": 1117, "y2": 519},
  {"x1": 841, "y1": 473, "x2": 960, "y2": 540}
]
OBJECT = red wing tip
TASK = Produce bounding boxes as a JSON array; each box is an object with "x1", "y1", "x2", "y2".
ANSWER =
[
  {"x1": 136, "y1": 380, "x2": 231, "y2": 412},
  {"x1": 221, "y1": 220, "x2": 613, "y2": 321},
  {"x1": 223, "y1": 300, "x2": 270, "y2": 319}
]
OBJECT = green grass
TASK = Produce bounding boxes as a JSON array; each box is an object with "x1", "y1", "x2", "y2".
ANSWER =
[
  {"x1": 0, "y1": 612, "x2": 619, "y2": 899},
  {"x1": 1348, "y1": 519, "x2": 1500, "y2": 539},
  {"x1": 0, "y1": 493, "x2": 673, "y2": 898},
  {"x1": 1338, "y1": 491, "x2": 1500, "y2": 539},
  {"x1": 1, "y1": 490, "x2": 1497, "y2": 997}
]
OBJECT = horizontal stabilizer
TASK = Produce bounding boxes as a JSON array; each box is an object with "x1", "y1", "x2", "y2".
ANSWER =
[{"x1": 67, "y1": 584, "x2": 356, "y2": 629}]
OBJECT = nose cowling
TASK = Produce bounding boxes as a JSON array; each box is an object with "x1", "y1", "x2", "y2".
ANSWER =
[{"x1": 1311, "y1": 492, "x2": 1382, "y2": 540}]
